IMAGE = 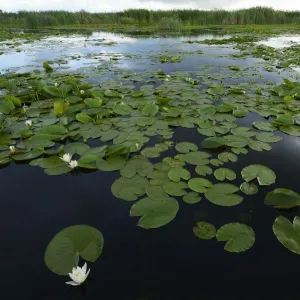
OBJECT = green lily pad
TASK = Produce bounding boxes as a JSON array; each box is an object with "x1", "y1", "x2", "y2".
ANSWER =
[
  {"x1": 142, "y1": 104, "x2": 159, "y2": 116},
  {"x1": 218, "y1": 152, "x2": 238, "y2": 163},
  {"x1": 200, "y1": 137, "x2": 226, "y2": 149},
  {"x1": 111, "y1": 175, "x2": 148, "y2": 201},
  {"x1": 183, "y1": 151, "x2": 211, "y2": 165},
  {"x1": 141, "y1": 147, "x2": 161, "y2": 158},
  {"x1": 45, "y1": 164, "x2": 72, "y2": 175},
  {"x1": 130, "y1": 197, "x2": 179, "y2": 229},
  {"x1": 195, "y1": 165, "x2": 213, "y2": 176},
  {"x1": 273, "y1": 216, "x2": 300, "y2": 254},
  {"x1": 121, "y1": 156, "x2": 153, "y2": 178},
  {"x1": 256, "y1": 132, "x2": 281, "y2": 143},
  {"x1": 146, "y1": 185, "x2": 170, "y2": 201},
  {"x1": 188, "y1": 178, "x2": 213, "y2": 193},
  {"x1": 78, "y1": 154, "x2": 99, "y2": 169},
  {"x1": 280, "y1": 125, "x2": 300, "y2": 136},
  {"x1": 193, "y1": 222, "x2": 216, "y2": 240},
  {"x1": 210, "y1": 159, "x2": 224, "y2": 167},
  {"x1": 163, "y1": 181, "x2": 188, "y2": 196},
  {"x1": 64, "y1": 142, "x2": 90, "y2": 155},
  {"x1": 205, "y1": 183, "x2": 243, "y2": 206},
  {"x1": 12, "y1": 149, "x2": 43, "y2": 161},
  {"x1": 96, "y1": 156, "x2": 126, "y2": 171},
  {"x1": 216, "y1": 223, "x2": 255, "y2": 253},
  {"x1": 175, "y1": 142, "x2": 198, "y2": 154},
  {"x1": 264, "y1": 188, "x2": 300, "y2": 209},
  {"x1": 45, "y1": 225, "x2": 104, "y2": 275},
  {"x1": 214, "y1": 168, "x2": 236, "y2": 181},
  {"x1": 183, "y1": 192, "x2": 202, "y2": 204},
  {"x1": 84, "y1": 98, "x2": 103, "y2": 108},
  {"x1": 241, "y1": 164, "x2": 276, "y2": 186},
  {"x1": 252, "y1": 121, "x2": 278, "y2": 132},
  {"x1": 113, "y1": 103, "x2": 132, "y2": 115},
  {"x1": 168, "y1": 167, "x2": 191, "y2": 182},
  {"x1": 240, "y1": 182, "x2": 258, "y2": 195}
]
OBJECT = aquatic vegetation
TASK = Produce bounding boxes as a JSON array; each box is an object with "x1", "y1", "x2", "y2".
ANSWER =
[{"x1": 66, "y1": 263, "x2": 90, "y2": 286}]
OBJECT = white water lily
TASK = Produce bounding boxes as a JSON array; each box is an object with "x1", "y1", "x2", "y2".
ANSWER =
[
  {"x1": 25, "y1": 120, "x2": 32, "y2": 127},
  {"x1": 166, "y1": 75, "x2": 170, "y2": 78},
  {"x1": 60, "y1": 153, "x2": 72, "y2": 163},
  {"x1": 69, "y1": 160, "x2": 78, "y2": 169},
  {"x1": 54, "y1": 82, "x2": 59, "y2": 87},
  {"x1": 22, "y1": 104, "x2": 28, "y2": 112},
  {"x1": 165, "y1": 78, "x2": 169, "y2": 81},
  {"x1": 65, "y1": 263, "x2": 90, "y2": 286},
  {"x1": 9, "y1": 146, "x2": 15, "y2": 153},
  {"x1": 80, "y1": 90, "x2": 84, "y2": 94}
]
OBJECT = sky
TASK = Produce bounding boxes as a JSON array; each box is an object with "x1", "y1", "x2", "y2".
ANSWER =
[{"x1": 2, "y1": 0, "x2": 300, "y2": 12}]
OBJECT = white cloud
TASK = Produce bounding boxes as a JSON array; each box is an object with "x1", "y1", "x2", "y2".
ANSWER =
[{"x1": 2, "y1": 0, "x2": 300, "y2": 12}]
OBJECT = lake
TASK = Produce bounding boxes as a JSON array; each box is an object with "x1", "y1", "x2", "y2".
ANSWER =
[{"x1": 0, "y1": 29, "x2": 300, "y2": 299}]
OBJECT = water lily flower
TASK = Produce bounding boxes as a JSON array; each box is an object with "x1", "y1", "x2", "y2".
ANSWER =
[
  {"x1": 80, "y1": 90, "x2": 84, "y2": 95},
  {"x1": 54, "y1": 83, "x2": 59, "y2": 87},
  {"x1": 60, "y1": 153, "x2": 72, "y2": 163},
  {"x1": 165, "y1": 78, "x2": 169, "y2": 81},
  {"x1": 9, "y1": 146, "x2": 15, "y2": 153},
  {"x1": 25, "y1": 120, "x2": 32, "y2": 127},
  {"x1": 166, "y1": 75, "x2": 170, "y2": 78},
  {"x1": 65, "y1": 263, "x2": 90, "y2": 286},
  {"x1": 22, "y1": 104, "x2": 28, "y2": 113},
  {"x1": 69, "y1": 160, "x2": 78, "y2": 169}
]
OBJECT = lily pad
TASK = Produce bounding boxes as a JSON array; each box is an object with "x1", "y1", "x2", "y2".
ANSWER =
[
  {"x1": 121, "y1": 156, "x2": 153, "y2": 178},
  {"x1": 241, "y1": 164, "x2": 276, "y2": 186},
  {"x1": 264, "y1": 188, "x2": 300, "y2": 209},
  {"x1": 193, "y1": 222, "x2": 216, "y2": 240},
  {"x1": 216, "y1": 223, "x2": 255, "y2": 253},
  {"x1": 175, "y1": 142, "x2": 198, "y2": 154},
  {"x1": 240, "y1": 182, "x2": 258, "y2": 195},
  {"x1": 45, "y1": 225, "x2": 104, "y2": 275},
  {"x1": 64, "y1": 142, "x2": 90, "y2": 155},
  {"x1": 183, "y1": 192, "x2": 202, "y2": 204},
  {"x1": 214, "y1": 168, "x2": 236, "y2": 181},
  {"x1": 130, "y1": 197, "x2": 179, "y2": 229},
  {"x1": 97, "y1": 156, "x2": 126, "y2": 171},
  {"x1": 111, "y1": 175, "x2": 148, "y2": 201},
  {"x1": 252, "y1": 121, "x2": 278, "y2": 132},
  {"x1": 183, "y1": 151, "x2": 211, "y2": 165},
  {"x1": 188, "y1": 178, "x2": 213, "y2": 193},
  {"x1": 163, "y1": 181, "x2": 188, "y2": 196},
  {"x1": 168, "y1": 167, "x2": 191, "y2": 182},
  {"x1": 273, "y1": 216, "x2": 300, "y2": 254},
  {"x1": 205, "y1": 183, "x2": 243, "y2": 206},
  {"x1": 195, "y1": 165, "x2": 213, "y2": 176},
  {"x1": 218, "y1": 152, "x2": 238, "y2": 163}
]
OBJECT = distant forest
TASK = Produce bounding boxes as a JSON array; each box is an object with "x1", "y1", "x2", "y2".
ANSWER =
[{"x1": 1, "y1": 7, "x2": 300, "y2": 27}]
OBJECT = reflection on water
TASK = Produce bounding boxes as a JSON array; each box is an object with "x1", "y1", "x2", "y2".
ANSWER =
[{"x1": 257, "y1": 35, "x2": 300, "y2": 48}]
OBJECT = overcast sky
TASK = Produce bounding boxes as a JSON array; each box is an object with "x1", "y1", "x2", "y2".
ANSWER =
[{"x1": 2, "y1": 0, "x2": 300, "y2": 12}]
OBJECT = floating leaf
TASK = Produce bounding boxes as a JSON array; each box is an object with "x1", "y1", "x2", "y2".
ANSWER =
[
  {"x1": 241, "y1": 164, "x2": 276, "y2": 186},
  {"x1": 142, "y1": 104, "x2": 159, "y2": 116},
  {"x1": 183, "y1": 151, "x2": 211, "y2": 165},
  {"x1": 183, "y1": 192, "x2": 202, "y2": 204},
  {"x1": 78, "y1": 154, "x2": 99, "y2": 169},
  {"x1": 193, "y1": 222, "x2": 216, "y2": 240},
  {"x1": 76, "y1": 113, "x2": 93, "y2": 124},
  {"x1": 216, "y1": 223, "x2": 255, "y2": 253},
  {"x1": 205, "y1": 183, "x2": 243, "y2": 206},
  {"x1": 45, "y1": 164, "x2": 72, "y2": 175},
  {"x1": 12, "y1": 149, "x2": 43, "y2": 161},
  {"x1": 256, "y1": 132, "x2": 281, "y2": 143},
  {"x1": 188, "y1": 178, "x2": 213, "y2": 193},
  {"x1": 64, "y1": 143, "x2": 90, "y2": 155},
  {"x1": 97, "y1": 156, "x2": 126, "y2": 171},
  {"x1": 84, "y1": 98, "x2": 102, "y2": 108},
  {"x1": 218, "y1": 152, "x2": 238, "y2": 163},
  {"x1": 111, "y1": 175, "x2": 148, "y2": 201},
  {"x1": 195, "y1": 165, "x2": 213, "y2": 176},
  {"x1": 175, "y1": 142, "x2": 198, "y2": 154},
  {"x1": 130, "y1": 197, "x2": 179, "y2": 229},
  {"x1": 240, "y1": 182, "x2": 258, "y2": 195},
  {"x1": 121, "y1": 156, "x2": 153, "y2": 178},
  {"x1": 280, "y1": 125, "x2": 300, "y2": 136},
  {"x1": 141, "y1": 147, "x2": 161, "y2": 158},
  {"x1": 104, "y1": 90, "x2": 122, "y2": 98},
  {"x1": 214, "y1": 168, "x2": 236, "y2": 181},
  {"x1": 252, "y1": 121, "x2": 277, "y2": 132},
  {"x1": 163, "y1": 181, "x2": 188, "y2": 196},
  {"x1": 210, "y1": 159, "x2": 224, "y2": 167},
  {"x1": 168, "y1": 167, "x2": 191, "y2": 182},
  {"x1": 200, "y1": 137, "x2": 226, "y2": 149},
  {"x1": 273, "y1": 216, "x2": 300, "y2": 254},
  {"x1": 113, "y1": 103, "x2": 132, "y2": 115},
  {"x1": 264, "y1": 188, "x2": 300, "y2": 209},
  {"x1": 45, "y1": 225, "x2": 104, "y2": 275}
]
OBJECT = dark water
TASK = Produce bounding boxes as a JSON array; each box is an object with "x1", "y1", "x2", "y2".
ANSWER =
[{"x1": 1, "y1": 31, "x2": 300, "y2": 299}]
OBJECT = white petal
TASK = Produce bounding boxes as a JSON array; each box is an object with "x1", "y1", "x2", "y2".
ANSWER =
[
  {"x1": 82, "y1": 263, "x2": 87, "y2": 274},
  {"x1": 86, "y1": 268, "x2": 91, "y2": 278},
  {"x1": 69, "y1": 273, "x2": 77, "y2": 282},
  {"x1": 65, "y1": 281, "x2": 80, "y2": 286}
]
